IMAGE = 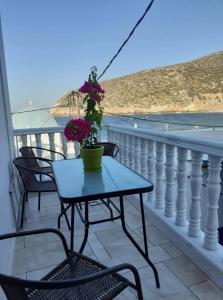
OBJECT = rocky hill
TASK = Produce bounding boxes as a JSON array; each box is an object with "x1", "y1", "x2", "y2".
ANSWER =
[{"x1": 51, "y1": 51, "x2": 223, "y2": 115}]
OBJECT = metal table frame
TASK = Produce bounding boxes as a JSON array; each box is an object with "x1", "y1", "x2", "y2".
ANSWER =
[{"x1": 53, "y1": 157, "x2": 160, "y2": 288}]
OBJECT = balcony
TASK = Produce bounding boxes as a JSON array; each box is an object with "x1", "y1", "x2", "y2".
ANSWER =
[{"x1": 10, "y1": 124, "x2": 223, "y2": 299}]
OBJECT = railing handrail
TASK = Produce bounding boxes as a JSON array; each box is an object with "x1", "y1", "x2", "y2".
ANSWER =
[
  {"x1": 107, "y1": 124, "x2": 223, "y2": 157},
  {"x1": 14, "y1": 126, "x2": 63, "y2": 136}
]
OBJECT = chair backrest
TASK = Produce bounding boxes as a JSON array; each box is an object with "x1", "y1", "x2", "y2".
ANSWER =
[
  {"x1": 95, "y1": 142, "x2": 119, "y2": 158},
  {"x1": 13, "y1": 157, "x2": 38, "y2": 190},
  {"x1": 0, "y1": 274, "x2": 27, "y2": 300},
  {"x1": 19, "y1": 147, "x2": 39, "y2": 170}
]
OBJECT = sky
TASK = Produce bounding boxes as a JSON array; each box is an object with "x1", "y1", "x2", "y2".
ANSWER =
[{"x1": 0, "y1": 0, "x2": 223, "y2": 112}]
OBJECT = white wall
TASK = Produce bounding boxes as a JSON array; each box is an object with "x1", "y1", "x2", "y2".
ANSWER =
[{"x1": 0, "y1": 18, "x2": 15, "y2": 284}]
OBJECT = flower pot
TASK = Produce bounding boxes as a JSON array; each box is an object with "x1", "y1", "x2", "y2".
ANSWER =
[{"x1": 80, "y1": 146, "x2": 104, "y2": 172}]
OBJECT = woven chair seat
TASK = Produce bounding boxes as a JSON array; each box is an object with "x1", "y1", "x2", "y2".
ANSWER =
[
  {"x1": 27, "y1": 252, "x2": 129, "y2": 300},
  {"x1": 26, "y1": 180, "x2": 56, "y2": 193},
  {"x1": 40, "y1": 166, "x2": 53, "y2": 173}
]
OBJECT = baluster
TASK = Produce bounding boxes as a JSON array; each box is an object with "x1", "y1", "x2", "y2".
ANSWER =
[
  {"x1": 165, "y1": 144, "x2": 176, "y2": 217},
  {"x1": 61, "y1": 133, "x2": 68, "y2": 158},
  {"x1": 175, "y1": 147, "x2": 188, "y2": 226},
  {"x1": 110, "y1": 130, "x2": 115, "y2": 144},
  {"x1": 128, "y1": 134, "x2": 134, "y2": 171},
  {"x1": 123, "y1": 134, "x2": 129, "y2": 167},
  {"x1": 74, "y1": 142, "x2": 80, "y2": 158},
  {"x1": 96, "y1": 128, "x2": 101, "y2": 142},
  {"x1": 119, "y1": 133, "x2": 124, "y2": 163},
  {"x1": 48, "y1": 133, "x2": 56, "y2": 160},
  {"x1": 21, "y1": 135, "x2": 28, "y2": 147},
  {"x1": 204, "y1": 155, "x2": 222, "y2": 250},
  {"x1": 155, "y1": 142, "x2": 165, "y2": 209},
  {"x1": 112, "y1": 130, "x2": 117, "y2": 148},
  {"x1": 188, "y1": 151, "x2": 202, "y2": 237},
  {"x1": 147, "y1": 139, "x2": 155, "y2": 203},
  {"x1": 133, "y1": 136, "x2": 141, "y2": 174},
  {"x1": 115, "y1": 131, "x2": 121, "y2": 161},
  {"x1": 140, "y1": 138, "x2": 148, "y2": 178},
  {"x1": 107, "y1": 129, "x2": 112, "y2": 143},
  {"x1": 35, "y1": 134, "x2": 42, "y2": 157}
]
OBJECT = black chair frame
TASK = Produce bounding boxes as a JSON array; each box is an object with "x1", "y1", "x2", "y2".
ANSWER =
[
  {"x1": 13, "y1": 156, "x2": 70, "y2": 230},
  {"x1": 0, "y1": 228, "x2": 144, "y2": 300}
]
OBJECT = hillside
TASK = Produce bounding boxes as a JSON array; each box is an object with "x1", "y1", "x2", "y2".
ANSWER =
[{"x1": 51, "y1": 51, "x2": 223, "y2": 115}]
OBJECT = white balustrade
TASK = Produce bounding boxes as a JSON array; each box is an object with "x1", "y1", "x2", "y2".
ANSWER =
[
  {"x1": 106, "y1": 124, "x2": 223, "y2": 289},
  {"x1": 165, "y1": 144, "x2": 175, "y2": 217},
  {"x1": 21, "y1": 135, "x2": 28, "y2": 148},
  {"x1": 35, "y1": 133, "x2": 42, "y2": 157},
  {"x1": 175, "y1": 147, "x2": 188, "y2": 226},
  {"x1": 140, "y1": 138, "x2": 148, "y2": 179},
  {"x1": 155, "y1": 142, "x2": 165, "y2": 209},
  {"x1": 188, "y1": 151, "x2": 203, "y2": 237},
  {"x1": 123, "y1": 134, "x2": 129, "y2": 167},
  {"x1": 48, "y1": 132, "x2": 56, "y2": 160},
  {"x1": 107, "y1": 129, "x2": 112, "y2": 143},
  {"x1": 133, "y1": 136, "x2": 141, "y2": 174},
  {"x1": 147, "y1": 139, "x2": 155, "y2": 203},
  {"x1": 61, "y1": 133, "x2": 68, "y2": 158},
  {"x1": 204, "y1": 155, "x2": 222, "y2": 250},
  {"x1": 117, "y1": 132, "x2": 122, "y2": 162},
  {"x1": 128, "y1": 134, "x2": 135, "y2": 171}
]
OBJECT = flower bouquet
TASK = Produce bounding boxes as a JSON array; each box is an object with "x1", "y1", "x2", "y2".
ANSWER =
[{"x1": 64, "y1": 66, "x2": 105, "y2": 171}]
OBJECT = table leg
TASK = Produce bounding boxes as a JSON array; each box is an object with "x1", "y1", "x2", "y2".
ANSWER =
[
  {"x1": 70, "y1": 204, "x2": 75, "y2": 251},
  {"x1": 79, "y1": 201, "x2": 89, "y2": 254},
  {"x1": 119, "y1": 194, "x2": 160, "y2": 288}
]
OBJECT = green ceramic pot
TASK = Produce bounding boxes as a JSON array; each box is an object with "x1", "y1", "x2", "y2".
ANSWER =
[{"x1": 80, "y1": 146, "x2": 104, "y2": 172}]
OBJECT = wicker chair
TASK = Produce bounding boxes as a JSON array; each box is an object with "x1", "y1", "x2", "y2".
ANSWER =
[
  {"x1": 95, "y1": 142, "x2": 119, "y2": 158},
  {"x1": 13, "y1": 157, "x2": 70, "y2": 229},
  {"x1": 19, "y1": 146, "x2": 66, "y2": 174},
  {"x1": 0, "y1": 228, "x2": 144, "y2": 300}
]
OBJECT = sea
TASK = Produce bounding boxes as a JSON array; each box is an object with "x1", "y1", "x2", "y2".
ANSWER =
[{"x1": 54, "y1": 112, "x2": 223, "y2": 132}]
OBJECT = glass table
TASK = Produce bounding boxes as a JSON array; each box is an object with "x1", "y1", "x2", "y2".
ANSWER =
[{"x1": 52, "y1": 156, "x2": 160, "y2": 288}]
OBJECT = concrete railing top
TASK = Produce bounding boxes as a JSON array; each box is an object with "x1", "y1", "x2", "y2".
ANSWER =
[
  {"x1": 107, "y1": 124, "x2": 223, "y2": 157},
  {"x1": 14, "y1": 126, "x2": 63, "y2": 136}
]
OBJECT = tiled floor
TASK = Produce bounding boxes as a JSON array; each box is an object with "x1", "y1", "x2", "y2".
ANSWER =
[{"x1": 12, "y1": 192, "x2": 223, "y2": 300}]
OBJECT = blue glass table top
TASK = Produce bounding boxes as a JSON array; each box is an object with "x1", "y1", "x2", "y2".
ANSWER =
[{"x1": 52, "y1": 156, "x2": 153, "y2": 203}]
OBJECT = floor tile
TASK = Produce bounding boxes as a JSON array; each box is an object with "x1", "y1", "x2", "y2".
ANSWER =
[
  {"x1": 189, "y1": 280, "x2": 223, "y2": 300},
  {"x1": 160, "y1": 241, "x2": 183, "y2": 258},
  {"x1": 12, "y1": 240, "x2": 68, "y2": 275},
  {"x1": 88, "y1": 232, "x2": 110, "y2": 260},
  {"x1": 95, "y1": 227, "x2": 137, "y2": 257},
  {"x1": 163, "y1": 255, "x2": 208, "y2": 287},
  {"x1": 136, "y1": 223, "x2": 169, "y2": 245},
  {"x1": 125, "y1": 263, "x2": 198, "y2": 300}
]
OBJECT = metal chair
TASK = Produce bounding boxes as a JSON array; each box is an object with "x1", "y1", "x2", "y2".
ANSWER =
[
  {"x1": 13, "y1": 156, "x2": 70, "y2": 229},
  {"x1": 95, "y1": 142, "x2": 119, "y2": 158},
  {"x1": 19, "y1": 146, "x2": 66, "y2": 174},
  {"x1": 0, "y1": 228, "x2": 144, "y2": 300}
]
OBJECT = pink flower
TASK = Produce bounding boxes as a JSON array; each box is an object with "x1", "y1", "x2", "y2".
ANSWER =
[
  {"x1": 79, "y1": 82, "x2": 93, "y2": 94},
  {"x1": 92, "y1": 94, "x2": 102, "y2": 102},
  {"x1": 64, "y1": 118, "x2": 91, "y2": 142},
  {"x1": 92, "y1": 83, "x2": 105, "y2": 94}
]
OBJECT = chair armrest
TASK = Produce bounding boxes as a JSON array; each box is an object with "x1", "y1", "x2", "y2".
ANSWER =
[
  {"x1": 30, "y1": 146, "x2": 66, "y2": 160},
  {"x1": 17, "y1": 156, "x2": 55, "y2": 181},
  {"x1": 7, "y1": 262, "x2": 140, "y2": 290},
  {"x1": 0, "y1": 228, "x2": 69, "y2": 257}
]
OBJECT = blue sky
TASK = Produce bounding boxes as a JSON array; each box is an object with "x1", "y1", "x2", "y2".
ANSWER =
[{"x1": 0, "y1": 0, "x2": 223, "y2": 112}]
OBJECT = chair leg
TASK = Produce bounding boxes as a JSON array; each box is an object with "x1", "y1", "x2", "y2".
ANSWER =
[
  {"x1": 20, "y1": 193, "x2": 26, "y2": 228},
  {"x1": 58, "y1": 203, "x2": 71, "y2": 231},
  {"x1": 38, "y1": 192, "x2": 41, "y2": 211}
]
